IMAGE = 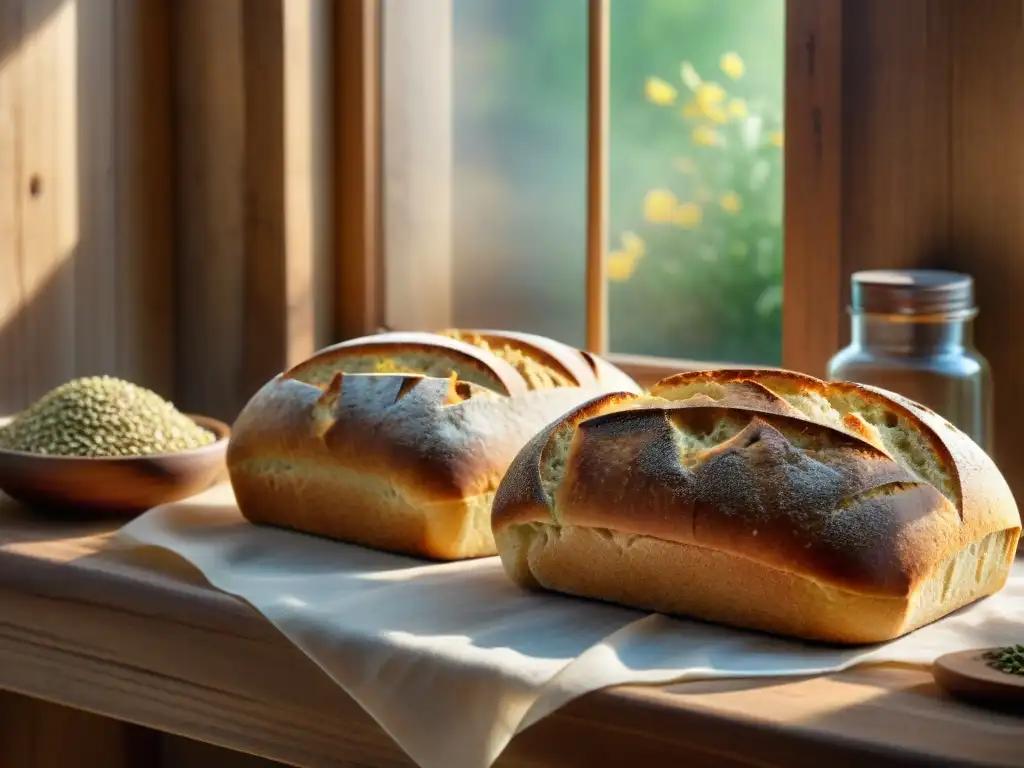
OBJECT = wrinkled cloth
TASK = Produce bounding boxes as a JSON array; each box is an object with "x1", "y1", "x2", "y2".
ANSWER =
[{"x1": 117, "y1": 484, "x2": 1024, "y2": 768}]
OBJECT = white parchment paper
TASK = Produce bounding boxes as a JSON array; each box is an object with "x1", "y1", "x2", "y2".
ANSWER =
[{"x1": 117, "y1": 484, "x2": 1024, "y2": 768}]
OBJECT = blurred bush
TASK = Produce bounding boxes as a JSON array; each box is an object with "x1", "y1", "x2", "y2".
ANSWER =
[
  {"x1": 608, "y1": 55, "x2": 783, "y2": 364},
  {"x1": 451, "y1": 0, "x2": 784, "y2": 364}
]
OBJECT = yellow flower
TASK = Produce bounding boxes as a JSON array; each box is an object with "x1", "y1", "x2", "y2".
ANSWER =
[
  {"x1": 695, "y1": 82, "x2": 726, "y2": 110},
  {"x1": 691, "y1": 125, "x2": 721, "y2": 147},
  {"x1": 607, "y1": 251, "x2": 640, "y2": 282},
  {"x1": 727, "y1": 99, "x2": 748, "y2": 119},
  {"x1": 620, "y1": 230, "x2": 646, "y2": 257},
  {"x1": 680, "y1": 83, "x2": 729, "y2": 123},
  {"x1": 672, "y1": 156, "x2": 696, "y2": 173},
  {"x1": 643, "y1": 189, "x2": 678, "y2": 223},
  {"x1": 706, "y1": 106, "x2": 729, "y2": 124},
  {"x1": 673, "y1": 203, "x2": 703, "y2": 228},
  {"x1": 720, "y1": 192, "x2": 742, "y2": 214},
  {"x1": 680, "y1": 61, "x2": 703, "y2": 91},
  {"x1": 768, "y1": 130, "x2": 785, "y2": 147},
  {"x1": 720, "y1": 52, "x2": 745, "y2": 80},
  {"x1": 607, "y1": 231, "x2": 646, "y2": 282},
  {"x1": 645, "y1": 77, "x2": 677, "y2": 106}
]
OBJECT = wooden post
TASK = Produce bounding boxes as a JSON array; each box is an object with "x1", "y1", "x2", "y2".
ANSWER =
[{"x1": 584, "y1": 0, "x2": 610, "y2": 355}]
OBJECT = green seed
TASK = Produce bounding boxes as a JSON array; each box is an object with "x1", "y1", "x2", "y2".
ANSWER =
[
  {"x1": 983, "y1": 645, "x2": 1024, "y2": 676},
  {"x1": 0, "y1": 376, "x2": 215, "y2": 458}
]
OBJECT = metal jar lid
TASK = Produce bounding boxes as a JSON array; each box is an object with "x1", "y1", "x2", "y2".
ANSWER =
[{"x1": 850, "y1": 269, "x2": 976, "y2": 316}]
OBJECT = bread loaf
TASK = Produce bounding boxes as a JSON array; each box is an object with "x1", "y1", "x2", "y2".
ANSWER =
[
  {"x1": 227, "y1": 329, "x2": 640, "y2": 559},
  {"x1": 492, "y1": 369, "x2": 1021, "y2": 644}
]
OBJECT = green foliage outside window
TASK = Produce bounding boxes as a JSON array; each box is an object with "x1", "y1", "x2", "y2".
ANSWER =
[
  {"x1": 452, "y1": 0, "x2": 785, "y2": 364},
  {"x1": 608, "y1": 54, "x2": 783, "y2": 364}
]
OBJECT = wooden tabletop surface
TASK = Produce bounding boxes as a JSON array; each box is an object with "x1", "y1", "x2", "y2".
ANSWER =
[{"x1": 0, "y1": 495, "x2": 1021, "y2": 768}]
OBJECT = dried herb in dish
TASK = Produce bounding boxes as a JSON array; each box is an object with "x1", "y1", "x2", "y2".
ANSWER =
[{"x1": 983, "y1": 645, "x2": 1024, "y2": 676}]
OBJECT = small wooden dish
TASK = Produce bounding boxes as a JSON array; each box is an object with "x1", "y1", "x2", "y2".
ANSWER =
[
  {"x1": 0, "y1": 415, "x2": 231, "y2": 518},
  {"x1": 933, "y1": 647, "x2": 1024, "y2": 710}
]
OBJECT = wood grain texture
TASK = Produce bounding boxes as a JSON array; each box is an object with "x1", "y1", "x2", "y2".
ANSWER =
[
  {"x1": 113, "y1": 0, "x2": 175, "y2": 402},
  {"x1": 0, "y1": 0, "x2": 26, "y2": 409},
  {"x1": 947, "y1": 0, "x2": 1024, "y2": 507},
  {"x1": 335, "y1": 0, "x2": 383, "y2": 340},
  {"x1": 782, "y1": 0, "x2": 843, "y2": 378},
  {"x1": 283, "y1": 0, "x2": 334, "y2": 367},
  {"x1": 0, "y1": 415, "x2": 229, "y2": 515},
  {"x1": 0, "y1": 0, "x2": 174, "y2": 415},
  {"x1": 784, "y1": 0, "x2": 952, "y2": 374},
  {"x1": 161, "y1": 737, "x2": 288, "y2": 768},
  {"x1": 0, "y1": 502, "x2": 1020, "y2": 768},
  {"x1": 172, "y1": 0, "x2": 334, "y2": 423},
  {"x1": 840, "y1": 0, "x2": 953, "y2": 287},
  {"x1": 933, "y1": 647, "x2": 1024, "y2": 709},
  {"x1": 795, "y1": 0, "x2": 1024, "y2": 497},
  {"x1": 584, "y1": 0, "x2": 610, "y2": 355},
  {"x1": 17, "y1": 0, "x2": 76, "y2": 403},
  {"x1": 0, "y1": 690, "x2": 160, "y2": 768},
  {"x1": 171, "y1": 0, "x2": 246, "y2": 423}
]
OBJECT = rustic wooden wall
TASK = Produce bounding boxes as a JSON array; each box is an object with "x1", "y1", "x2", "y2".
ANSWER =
[
  {"x1": 0, "y1": 691, "x2": 161, "y2": 767},
  {"x1": 0, "y1": 0, "x2": 173, "y2": 414},
  {"x1": 1, "y1": 1, "x2": 1022, "y2": 466},
  {"x1": 785, "y1": 0, "x2": 1024, "y2": 494},
  {"x1": 1, "y1": 0, "x2": 1024, "y2": 765},
  {"x1": 172, "y1": 0, "x2": 335, "y2": 422},
  {"x1": 0, "y1": 0, "x2": 335, "y2": 424}
]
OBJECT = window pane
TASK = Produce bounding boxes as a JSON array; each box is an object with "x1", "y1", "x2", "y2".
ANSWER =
[
  {"x1": 608, "y1": 1, "x2": 785, "y2": 364},
  {"x1": 451, "y1": 0, "x2": 588, "y2": 348},
  {"x1": 446, "y1": 0, "x2": 784, "y2": 363}
]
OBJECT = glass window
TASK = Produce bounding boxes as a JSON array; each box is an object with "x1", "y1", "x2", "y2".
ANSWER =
[{"x1": 448, "y1": 0, "x2": 785, "y2": 363}]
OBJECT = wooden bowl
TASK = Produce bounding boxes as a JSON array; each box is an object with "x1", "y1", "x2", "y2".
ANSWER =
[
  {"x1": 0, "y1": 415, "x2": 231, "y2": 518},
  {"x1": 933, "y1": 647, "x2": 1024, "y2": 710}
]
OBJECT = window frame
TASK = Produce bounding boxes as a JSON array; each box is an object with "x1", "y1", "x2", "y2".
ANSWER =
[{"x1": 333, "y1": 0, "x2": 844, "y2": 384}]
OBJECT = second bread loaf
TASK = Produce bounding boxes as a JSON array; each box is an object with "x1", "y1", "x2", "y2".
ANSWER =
[{"x1": 227, "y1": 329, "x2": 639, "y2": 560}]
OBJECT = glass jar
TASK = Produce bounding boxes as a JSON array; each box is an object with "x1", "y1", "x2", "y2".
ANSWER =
[{"x1": 826, "y1": 269, "x2": 993, "y2": 455}]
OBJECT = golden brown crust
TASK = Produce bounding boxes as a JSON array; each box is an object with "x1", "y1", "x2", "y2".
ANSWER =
[
  {"x1": 491, "y1": 392, "x2": 632, "y2": 531},
  {"x1": 578, "y1": 350, "x2": 645, "y2": 395},
  {"x1": 492, "y1": 368, "x2": 1021, "y2": 642},
  {"x1": 228, "y1": 330, "x2": 640, "y2": 560},
  {"x1": 652, "y1": 369, "x2": 963, "y2": 507},
  {"x1": 493, "y1": 522, "x2": 1015, "y2": 645},
  {"x1": 287, "y1": 331, "x2": 529, "y2": 396},
  {"x1": 439, "y1": 328, "x2": 642, "y2": 395},
  {"x1": 439, "y1": 328, "x2": 594, "y2": 388}
]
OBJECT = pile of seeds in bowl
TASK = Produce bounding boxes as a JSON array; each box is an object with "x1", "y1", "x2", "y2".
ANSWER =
[{"x1": 0, "y1": 376, "x2": 216, "y2": 458}]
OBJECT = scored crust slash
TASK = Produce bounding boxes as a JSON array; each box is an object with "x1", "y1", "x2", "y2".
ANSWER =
[
  {"x1": 492, "y1": 368, "x2": 1022, "y2": 645},
  {"x1": 226, "y1": 329, "x2": 641, "y2": 560}
]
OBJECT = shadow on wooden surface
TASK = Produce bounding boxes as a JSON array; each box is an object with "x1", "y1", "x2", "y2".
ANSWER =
[
  {"x1": 1, "y1": 0, "x2": 335, "y2": 426},
  {"x1": 0, "y1": 689, "x2": 159, "y2": 768},
  {"x1": 0, "y1": 0, "x2": 174, "y2": 415}
]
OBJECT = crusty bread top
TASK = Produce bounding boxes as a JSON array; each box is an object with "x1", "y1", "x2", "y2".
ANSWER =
[
  {"x1": 439, "y1": 328, "x2": 643, "y2": 395},
  {"x1": 492, "y1": 369, "x2": 1021, "y2": 598},
  {"x1": 285, "y1": 331, "x2": 530, "y2": 396},
  {"x1": 229, "y1": 371, "x2": 595, "y2": 502},
  {"x1": 578, "y1": 349, "x2": 645, "y2": 395},
  {"x1": 440, "y1": 329, "x2": 592, "y2": 390},
  {"x1": 286, "y1": 329, "x2": 641, "y2": 396}
]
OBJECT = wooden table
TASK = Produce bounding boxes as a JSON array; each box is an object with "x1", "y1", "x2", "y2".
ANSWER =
[{"x1": 0, "y1": 498, "x2": 1021, "y2": 768}]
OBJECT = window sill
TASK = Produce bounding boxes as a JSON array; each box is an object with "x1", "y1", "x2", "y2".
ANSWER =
[{"x1": 604, "y1": 352, "x2": 782, "y2": 390}]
